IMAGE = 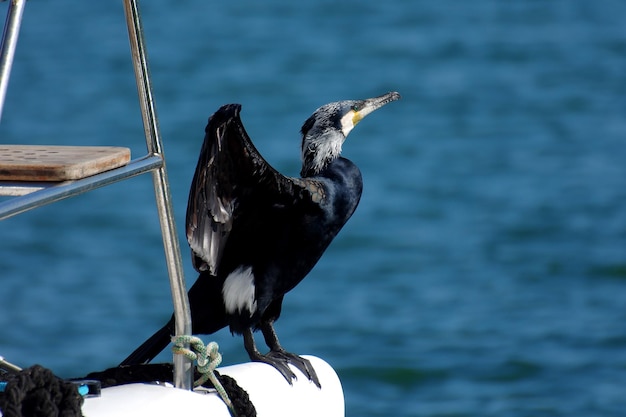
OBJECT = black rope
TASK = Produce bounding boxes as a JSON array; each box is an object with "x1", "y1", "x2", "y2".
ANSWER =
[
  {"x1": 0, "y1": 363, "x2": 256, "y2": 417},
  {"x1": 83, "y1": 364, "x2": 256, "y2": 417},
  {"x1": 0, "y1": 365, "x2": 84, "y2": 417},
  {"x1": 212, "y1": 374, "x2": 256, "y2": 417}
]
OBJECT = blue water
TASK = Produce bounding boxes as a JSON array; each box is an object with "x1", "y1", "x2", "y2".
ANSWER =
[{"x1": 1, "y1": 1, "x2": 626, "y2": 416}]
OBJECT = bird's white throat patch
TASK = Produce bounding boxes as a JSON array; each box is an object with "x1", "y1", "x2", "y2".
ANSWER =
[
  {"x1": 223, "y1": 266, "x2": 257, "y2": 316},
  {"x1": 340, "y1": 110, "x2": 357, "y2": 137}
]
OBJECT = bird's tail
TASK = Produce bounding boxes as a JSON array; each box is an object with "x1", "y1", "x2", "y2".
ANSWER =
[{"x1": 120, "y1": 318, "x2": 174, "y2": 366}]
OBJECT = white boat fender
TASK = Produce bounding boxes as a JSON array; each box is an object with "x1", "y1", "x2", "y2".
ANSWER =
[{"x1": 81, "y1": 356, "x2": 344, "y2": 417}]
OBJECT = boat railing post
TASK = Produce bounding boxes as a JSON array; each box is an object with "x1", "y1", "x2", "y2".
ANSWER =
[
  {"x1": 122, "y1": 0, "x2": 193, "y2": 390},
  {"x1": 0, "y1": 0, "x2": 27, "y2": 121}
]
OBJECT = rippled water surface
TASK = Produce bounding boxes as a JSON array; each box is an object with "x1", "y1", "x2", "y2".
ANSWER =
[{"x1": 1, "y1": 1, "x2": 626, "y2": 416}]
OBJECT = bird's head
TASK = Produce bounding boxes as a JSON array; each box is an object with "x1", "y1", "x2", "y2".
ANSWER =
[{"x1": 300, "y1": 91, "x2": 401, "y2": 177}]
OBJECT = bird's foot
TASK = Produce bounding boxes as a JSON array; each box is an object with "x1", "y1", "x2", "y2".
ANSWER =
[
  {"x1": 250, "y1": 348, "x2": 321, "y2": 388},
  {"x1": 244, "y1": 324, "x2": 321, "y2": 387}
]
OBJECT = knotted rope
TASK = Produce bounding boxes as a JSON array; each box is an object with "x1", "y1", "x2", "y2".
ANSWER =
[{"x1": 172, "y1": 336, "x2": 235, "y2": 415}]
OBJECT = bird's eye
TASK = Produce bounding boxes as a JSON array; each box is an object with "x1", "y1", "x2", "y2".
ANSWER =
[{"x1": 351, "y1": 105, "x2": 358, "y2": 112}]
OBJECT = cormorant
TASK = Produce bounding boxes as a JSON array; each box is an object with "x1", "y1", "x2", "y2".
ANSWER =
[{"x1": 121, "y1": 91, "x2": 401, "y2": 387}]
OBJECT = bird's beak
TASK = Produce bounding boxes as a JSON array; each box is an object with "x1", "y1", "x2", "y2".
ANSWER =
[{"x1": 352, "y1": 91, "x2": 401, "y2": 126}]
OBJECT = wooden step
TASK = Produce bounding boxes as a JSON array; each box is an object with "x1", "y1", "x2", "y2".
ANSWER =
[{"x1": 0, "y1": 145, "x2": 131, "y2": 181}]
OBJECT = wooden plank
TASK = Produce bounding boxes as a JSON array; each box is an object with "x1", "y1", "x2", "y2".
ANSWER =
[{"x1": 0, "y1": 145, "x2": 131, "y2": 181}]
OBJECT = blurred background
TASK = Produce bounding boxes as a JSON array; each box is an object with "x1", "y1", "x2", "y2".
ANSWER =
[{"x1": 1, "y1": 1, "x2": 625, "y2": 416}]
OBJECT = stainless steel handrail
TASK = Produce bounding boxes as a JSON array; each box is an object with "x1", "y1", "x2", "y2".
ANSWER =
[
  {"x1": 0, "y1": 0, "x2": 26, "y2": 121},
  {"x1": 0, "y1": 0, "x2": 194, "y2": 390},
  {"x1": 122, "y1": 0, "x2": 193, "y2": 390},
  {"x1": 0, "y1": 154, "x2": 162, "y2": 220}
]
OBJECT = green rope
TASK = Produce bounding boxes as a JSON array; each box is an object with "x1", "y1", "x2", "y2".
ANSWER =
[{"x1": 171, "y1": 336, "x2": 235, "y2": 415}]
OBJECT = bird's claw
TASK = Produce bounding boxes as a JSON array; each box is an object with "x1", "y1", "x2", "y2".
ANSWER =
[{"x1": 252, "y1": 349, "x2": 321, "y2": 388}]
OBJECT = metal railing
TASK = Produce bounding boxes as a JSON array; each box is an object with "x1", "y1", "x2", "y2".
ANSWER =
[{"x1": 0, "y1": 0, "x2": 194, "y2": 390}]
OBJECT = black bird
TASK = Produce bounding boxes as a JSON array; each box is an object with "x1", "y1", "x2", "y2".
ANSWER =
[{"x1": 121, "y1": 92, "x2": 401, "y2": 386}]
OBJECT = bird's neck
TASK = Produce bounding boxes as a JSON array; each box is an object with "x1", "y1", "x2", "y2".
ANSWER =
[
  {"x1": 311, "y1": 157, "x2": 363, "y2": 223},
  {"x1": 300, "y1": 133, "x2": 344, "y2": 177}
]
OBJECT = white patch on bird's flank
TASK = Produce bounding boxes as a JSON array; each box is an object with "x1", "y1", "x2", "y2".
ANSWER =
[
  {"x1": 223, "y1": 266, "x2": 257, "y2": 316},
  {"x1": 340, "y1": 110, "x2": 357, "y2": 137}
]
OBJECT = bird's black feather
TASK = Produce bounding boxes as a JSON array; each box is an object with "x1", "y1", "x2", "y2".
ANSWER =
[{"x1": 186, "y1": 104, "x2": 316, "y2": 276}]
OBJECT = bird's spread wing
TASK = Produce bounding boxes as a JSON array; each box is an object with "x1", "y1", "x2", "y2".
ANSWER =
[{"x1": 186, "y1": 104, "x2": 318, "y2": 274}]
